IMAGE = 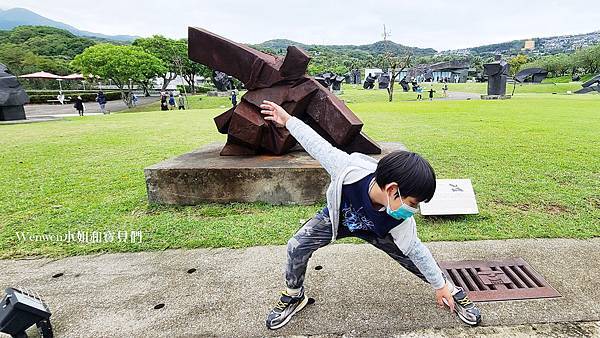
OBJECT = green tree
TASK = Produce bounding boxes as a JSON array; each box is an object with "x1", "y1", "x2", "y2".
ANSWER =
[
  {"x1": 133, "y1": 35, "x2": 185, "y2": 90},
  {"x1": 72, "y1": 44, "x2": 167, "y2": 107},
  {"x1": 175, "y1": 40, "x2": 211, "y2": 93},
  {"x1": 574, "y1": 44, "x2": 600, "y2": 74},
  {"x1": 0, "y1": 43, "x2": 73, "y2": 75},
  {"x1": 508, "y1": 54, "x2": 529, "y2": 76}
]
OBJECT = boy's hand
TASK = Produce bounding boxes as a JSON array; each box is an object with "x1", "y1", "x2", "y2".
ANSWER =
[
  {"x1": 260, "y1": 100, "x2": 291, "y2": 126},
  {"x1": 435, "y1": 282, "x2": 455, "y2": 313}
]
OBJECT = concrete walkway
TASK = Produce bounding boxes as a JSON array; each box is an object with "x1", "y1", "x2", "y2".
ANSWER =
[
  {"x1": 1, "y1": 238, "x2": 598, "y2": 337},
  {"x1": 0, "y1": 96, "x2": 160, "y2": 125},
  {"x1": 24, "y1": 95, "x2": 159, "y2": 117}
]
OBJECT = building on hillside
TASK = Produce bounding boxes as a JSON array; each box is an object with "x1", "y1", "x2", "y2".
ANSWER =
[{"x1": 523, "y1": 39, "x2": 535, "y2": 50}]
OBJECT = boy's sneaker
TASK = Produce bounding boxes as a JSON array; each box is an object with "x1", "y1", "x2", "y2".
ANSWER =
[
  {"x1": 444, "y1": 286, "x2": 482, "y2": 326},
  {"x1": 265, "y1": 287, "x2": 309, "y2": 330}
]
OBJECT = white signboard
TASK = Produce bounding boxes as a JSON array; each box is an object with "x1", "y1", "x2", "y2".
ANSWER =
[{"x1": 419, "y1": 179, "x2": 479, "y2": 216}]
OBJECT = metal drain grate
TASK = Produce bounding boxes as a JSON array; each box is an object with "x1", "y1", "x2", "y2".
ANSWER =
[{"x1": 439, "y1": 257, "x2": 561, "y2": 302}]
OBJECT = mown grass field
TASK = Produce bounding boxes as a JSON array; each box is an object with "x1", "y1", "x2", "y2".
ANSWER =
[{"x1": 1, "y1": 87, "x2": 598, "y2": 259}]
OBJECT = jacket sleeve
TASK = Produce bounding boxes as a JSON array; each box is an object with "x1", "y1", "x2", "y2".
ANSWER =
[
  {"x1": 285, "y1": 116, "x2": 350, "y2": 178},
  {"x1": 389, "y1": 217, "x2": 446, "y2": 289}
]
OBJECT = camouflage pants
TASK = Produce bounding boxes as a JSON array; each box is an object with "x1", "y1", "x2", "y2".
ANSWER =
[{"x1": 285, "y1": 210, "x2": 430, "y2": 289}]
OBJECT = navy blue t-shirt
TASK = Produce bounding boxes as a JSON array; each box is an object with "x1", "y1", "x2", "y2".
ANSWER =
[{"x1": 322, "y1": 173, "x2": 402, "y2": 238}]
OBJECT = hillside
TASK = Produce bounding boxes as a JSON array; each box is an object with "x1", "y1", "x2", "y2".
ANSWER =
[
  {"x1": 254, "y1": 38, "x2": 437, "y2": 57},
  {"x1": 0, "y1": 7, "x2": 139, "y2": 41},
  {"x1": 441, "y1": 31, "x2": 600, "y2": 56}
]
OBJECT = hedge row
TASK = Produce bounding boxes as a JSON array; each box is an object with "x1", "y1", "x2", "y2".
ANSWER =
[{"x1": 28, "y1": 91, "x2": 122, "y2": 104}]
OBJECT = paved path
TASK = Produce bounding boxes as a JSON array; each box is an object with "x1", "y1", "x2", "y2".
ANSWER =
[
  {"x1": 1, "y1": 238, "x2": 598, "y2": 337},
  {"x1": 20, "y1": 95, "x2": 158, "y2": 117},
  {"x1": 443, "y1": 91, "x2": 480, "y2": 100}
]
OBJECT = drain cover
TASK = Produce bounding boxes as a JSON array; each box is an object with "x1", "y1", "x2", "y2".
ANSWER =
[{"x1": 439, "y1": 257, "x2": 561, "y2": 302}]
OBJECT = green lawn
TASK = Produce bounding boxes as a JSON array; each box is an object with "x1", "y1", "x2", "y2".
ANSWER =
[
  {"x1": 1, "y1": 88, "x2": 598, "y2": 259},
  {"x1": 445, "y1": 82, "x2": 584, "y2": 94}
]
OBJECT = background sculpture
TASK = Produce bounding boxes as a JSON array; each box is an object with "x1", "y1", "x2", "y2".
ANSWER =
[
  {"x1": 363, "y1": 73, "x2": 376, "y2": 89},
  {"x1": 349, "y1": 69, "x2": 361, "y2": 84},
  {"x1": 378, "y1": 73, "x2": 391, "y2": 89},
  {"x1": 0, "y1": 64, "x2": 29, "y2": 121},
  {"x1": 574, "y1": 74, "x2": 600, "y2": 94},
  {"x1": 212, "y1": 70, "x2": 235, "y2": 91},
  {"x1": 188, "y1": 27, "x2": 381, "y2": 156},
  {"x1": 483, "y1": 55, "x2": 510, "y2": 96},
  {"x1": 514, "y1": 68, "x2": 548, "y2": 83}
]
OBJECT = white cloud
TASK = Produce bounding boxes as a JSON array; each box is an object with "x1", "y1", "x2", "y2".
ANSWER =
[{"x1": 2, "y1": 0, "x2": 600, "y2": 50}]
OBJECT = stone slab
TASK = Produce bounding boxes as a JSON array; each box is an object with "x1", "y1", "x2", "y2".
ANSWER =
[
  {"x1": 420, "y1": 179, "x2": 479, "y2": 216},
  {"x1": 144, "y1": 142, "x2": 407, "y2": 205}
]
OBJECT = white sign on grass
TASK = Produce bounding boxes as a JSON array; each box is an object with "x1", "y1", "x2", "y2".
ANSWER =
[{"x1": 419, "y1": 179, "x2": 479, "y2": 216}]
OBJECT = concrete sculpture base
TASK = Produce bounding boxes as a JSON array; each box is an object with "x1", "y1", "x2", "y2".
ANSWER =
[
  {"x1": 144, "y1": 142, "x2": 407, "y2": 205},
  {"x1": 481, "y1": 95, "x2": 512, "y2": 100}
]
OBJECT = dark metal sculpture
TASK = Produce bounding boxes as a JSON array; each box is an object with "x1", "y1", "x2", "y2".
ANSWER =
[
  {"x1": 378, "y1": 73, "x2": 390, "y2": 89},
  {"x1": 363, "y1": 73, "x2": 376, "y2": 90},
  {"x1": 188, "y1": 27, "x2": 381, "y2": 156},
  {"x1": 212, "y1": 70, "x2": 234, "y2": 91},
  {"x1": 350, "y1": 68, "x2": 361, "y2": 84},
  {"x1": 483, "y1": 56, "x2": 510, "y2": 96},
  {"x1": 574, "y1": 74, "x2": 600, "y2": 94},
  {"x1": 399, "y1": 77, "x2": 410, "y2": 92},
  {"x1": 331, "y1": 75, "x2": 345, "y2": 91},
  {"x1": 0, "y1": 64, "x2": 29, "y2": 121},
  {"x1": 515, "y1": 68, "x2": 548, "y2": 83}
]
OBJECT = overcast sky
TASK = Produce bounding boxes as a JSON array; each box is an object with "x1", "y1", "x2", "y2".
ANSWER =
[{"x1": 2, "y1": 0, "x2": 600, "y2": 50}]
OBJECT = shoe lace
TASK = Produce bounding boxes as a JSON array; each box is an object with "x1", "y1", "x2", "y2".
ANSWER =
[
  {"x1": 458, "y1": 296, "x2": 473, "y2": 306},
  {"x1": 275, "y1": 294, "x2": 291, "y2": 311}
]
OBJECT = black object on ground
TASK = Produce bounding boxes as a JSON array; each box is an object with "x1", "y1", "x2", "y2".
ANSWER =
[
  {"x1": 574, "y1": 74, "x2": 600, "y2": 94},
  {"x1": 483, "y1": 55, "x2": 509, "y2": 96},
  {"x1": 514, "y1": 68, "x2": 548, "y2": 83},
  {"x1": 0, "y1": 64, "x2": 29, "y2": 121},
  {"x1": 0, "y1": 287, "x2": 53, "y2": 338}
]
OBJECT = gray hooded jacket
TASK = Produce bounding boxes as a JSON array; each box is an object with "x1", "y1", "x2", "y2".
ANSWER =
[{"x1": 286, "y1": 116, "x2": 445, "y2": 289}]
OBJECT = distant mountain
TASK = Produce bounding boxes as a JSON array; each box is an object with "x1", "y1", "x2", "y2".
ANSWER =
[
  {"x1": 254, "y1": 39, "x2": 437, "y2": 56},
  {"x1": 0, "y1": 7, "x2": 139, "y2": 42}
]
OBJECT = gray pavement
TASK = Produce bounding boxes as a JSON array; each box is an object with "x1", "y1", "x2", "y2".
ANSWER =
[
  {"x1": 25, "y1": 96, "x2": 158, "y2": 117},
  {"x1": 1, "y1": 238, "x2": 598, "y2": 337}
]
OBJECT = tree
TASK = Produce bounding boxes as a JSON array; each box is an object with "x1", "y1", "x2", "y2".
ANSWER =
[
  {"x1": 574, "y1": 44, "x2": 600, "y2": 75},
  {"x1": 508, "y1": 54, "x2": 528, "y2": 76},
  {"x1": 133, "y1": 35, "x2": 184, "y2": 91},
  {"x1": 176, "y1": 40, "x2": 211, "y2": 93},
  {"x1": 379, "y1": 52, "x2": 412, "y2": 102},
  {"x1": 72, "y1": 44, "x2": 166, "y2": 107},
  {"x1": 0, "y1": 43, "x2": 73, "y2": 75}
]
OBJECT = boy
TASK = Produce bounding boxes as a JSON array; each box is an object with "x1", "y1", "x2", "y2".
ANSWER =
[{"x1": 259, "y1": 100, "x2": 482, "y2": 330}]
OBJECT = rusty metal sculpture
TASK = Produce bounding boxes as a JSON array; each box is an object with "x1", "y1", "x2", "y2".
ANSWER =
[{"x1": 188, "y1": 27, "x2": 381, "y2": 156}]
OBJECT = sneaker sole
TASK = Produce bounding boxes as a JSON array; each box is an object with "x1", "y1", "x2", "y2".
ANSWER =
[
  {"x1": 455, "y1": 306, "x2": 482, "y2": 327},
  {"x1": 267, "y1": 295, "x2": 310, "y2": 330}
]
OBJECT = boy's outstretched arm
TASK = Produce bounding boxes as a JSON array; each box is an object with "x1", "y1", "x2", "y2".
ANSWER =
[
  {"x1": 389, "y1": 217, "x2": 455, "y2": 312},
  {"x1": 260, "y1": 100, "x2": 350, "y2": 177}
]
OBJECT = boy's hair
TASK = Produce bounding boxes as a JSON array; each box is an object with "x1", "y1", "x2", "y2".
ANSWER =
[{"x1": 375, "y1": 151, "x2": 436, "y2": 203}]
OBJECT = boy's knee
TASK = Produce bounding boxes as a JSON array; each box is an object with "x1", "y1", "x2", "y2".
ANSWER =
[{"x1": 287, "y1": 236, "x2": 301, "y2": 253}]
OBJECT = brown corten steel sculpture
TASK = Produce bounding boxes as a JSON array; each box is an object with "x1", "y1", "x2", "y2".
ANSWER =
[{"x1": 188, "y1": 27, "x2": 381, "y2": 156}]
